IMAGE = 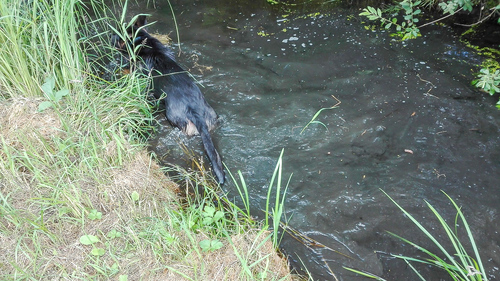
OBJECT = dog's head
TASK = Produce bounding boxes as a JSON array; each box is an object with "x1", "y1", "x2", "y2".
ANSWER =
[{"x1": 111, "y1": 15, "x2": 151, "y2": 54}]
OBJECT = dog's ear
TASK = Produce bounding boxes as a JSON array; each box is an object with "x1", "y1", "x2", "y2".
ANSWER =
[{"x1": 134, "y1": 15, "x2": 147, "y2": 29}]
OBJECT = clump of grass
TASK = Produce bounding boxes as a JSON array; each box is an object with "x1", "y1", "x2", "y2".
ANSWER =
[
  {"x1": 345, "y1": 190, "x2": 488, "y2": 280},
  {"x1": 159, "y1": 156, "x2": 296, "y2": 280}
]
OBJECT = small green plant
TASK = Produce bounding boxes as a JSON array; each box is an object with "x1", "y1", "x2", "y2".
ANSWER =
[
  {"x1": 202, "y1": 205, "x2": 225, "y2": 226},
  {"x1": 472, "y1": 59, "x2": 500, "y2": 107},
  {"x1": 264, "y1": 148, "x2": 291, "y2": 248},
  {"x1": 80, "y1": 235, "x2": 100, "y2": 245},
  {"x1": 38, "y1": 76, "x2": 70, "y2": 111},
  {"x1": 88, "y1": 209, "x2": 102, "y2": 220},
  {"x1": 301, "y1": 95, "x2": 341, "y2": 134},
  {"x1": 107, "y1": 229, "x2": 123, "y2": 239},
  {"x1": 199, "y1": 239, "x2": 224, "y2": 252},
  {"x1": 130, "y1": 191, "x2": 140, "y2": 202},
  {"x1": 473, "y1": 68, "x2": 500, "y2": 95}
]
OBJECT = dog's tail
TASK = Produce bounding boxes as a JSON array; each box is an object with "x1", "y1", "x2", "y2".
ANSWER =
[{"x1": 190, "y1": 111, "x2": 225, "y2": 184}]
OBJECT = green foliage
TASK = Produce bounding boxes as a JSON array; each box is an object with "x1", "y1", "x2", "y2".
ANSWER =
[
  {"x1": 360, "y1": 0, "x2": 421, "y2": 40},
  {"x1": 439, "y1": 0, "x2": 474, "y2": 14},
  {"x1": 38, "y1": 76, "x2": 70, "y2": 111},
  {"x1": 80, "y1": 235, "x2": 100, "y2": 245},
  {"x1": 130, "y1": 191, "x2": 140, "y2": 202},
  {"x1": 260, "y1": 149, "x2": 290, "y2": 248},
  {"x1": 346, "y1": 191, "x2": 487, "y2": 280},
  {"x1": 472, "y1": 59, "x2": 500, "y2": 107},
  {"x1": 88, "y1": 209, "x2": 102, "y2": 220},
  {"x1": 473, "y1": 61, "x2": 500, "y2": 95},
  {"x1": 473, "y1": 68, "x2": 500, "y2": 94},
  {"x1": 91, "y1": 247, "x2": 106, "y2": 256},
  {"x1": 202, "y1": 206, "x2": 225, "y2": 226},
  {"x1": 107, "y1": 229, "x2": 123, "y2": 239},
  {"x1": 384, "y1": 190, "x2": 487, "y2": 280},
  {"x1": 199, "y1": 239, "x2": 224, "y2": 252}
]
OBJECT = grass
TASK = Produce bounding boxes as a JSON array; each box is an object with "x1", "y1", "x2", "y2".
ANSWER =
[
  {"x1": 0, "y1": 0, "x2": 295, "y2": 280},
  {"x1": 300, "y1": 95, "x2": 341, "y2": 134},
  {"x1": 344, "y1": 190, "x2": 488, "y2": 281}
]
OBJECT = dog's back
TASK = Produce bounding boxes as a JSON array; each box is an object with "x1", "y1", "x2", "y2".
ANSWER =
[{"x1": 112, "y1": 16, "x2": 224, "y2": 184}]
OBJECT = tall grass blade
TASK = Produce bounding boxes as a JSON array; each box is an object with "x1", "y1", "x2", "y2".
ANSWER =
[{"x1": 382, "y1": 189, "x2": 487, "y2": 281}]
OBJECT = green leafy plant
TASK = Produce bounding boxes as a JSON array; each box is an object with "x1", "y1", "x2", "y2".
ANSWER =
[
  {"x1": 38, "y1": 76, "x2": 70, "y2": 111},
  {"x1": 473, "y1": 68, "x2": 500, "y2": 95},
  {"x1": 130, "y1": 191, "x2": 140, "y2": 202},
  {"x1": 360, "y1": 0, "x2": 421, "y2": 40},
  {"x1": 202, "y1": 206, "x2": 225, "y2": 226},
  {"x1": 199, "y1": 239, "x2": 224, "y2": 252},
  {"x1": 107, "y1": 229, "x2": 123, "y2": 239},
  {"x1": 88, "y1": 209, "x2": 102, "y2": 220},
  {"x1": 439, "y1": 0, "x2": 474, "y2": 14},
  {"x1": 472, "y1": 59, "x2": 500, "y2": 107},
  {"x1": 91, "y1": 248, "x2": 106, "y2": 257},
  {"x1": 80, "y1": 235, "x2": 100, "y2": 245}
]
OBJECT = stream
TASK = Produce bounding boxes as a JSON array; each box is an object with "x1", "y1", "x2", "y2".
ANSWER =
[{"x1": 127, "y1": 0, "x2": 500, "y2": 279}]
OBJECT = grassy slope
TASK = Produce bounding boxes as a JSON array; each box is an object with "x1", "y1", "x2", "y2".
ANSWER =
[{"x1": 0, "y1": 0, "x2": 295, "y2": 280}]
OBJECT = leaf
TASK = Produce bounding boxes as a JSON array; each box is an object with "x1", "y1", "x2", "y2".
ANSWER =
[
  {"x1": 107, "y1": 229, "x2": 122, "y2": 239},
  {"x1": 131, "y1": 191, "x2": 139, "y2": 201},
  {"x1": 359, "y1": 9, "x2": 371, "y2": 16},
  {"x1": 203, "y1": 206, "x2": 215, "y2": 217},
  {"x1": 202, "y1": 217, "x2": 213, "y2": 225},
  {"x1": 213, "y1": 211, "x2": 224, "y2": 222},
  {"x1": 54, "y1": 89, "x2": 70, "y2": 102},
  {"x1": 119, "y1": 275, "x2": 128, "y2": 281},
  {"x1": 88, "y1": 209, "x2": 102, "y2": 220},
  {"x1": 38, "y1": 101, "x2": 53, "y2": 112},
  {"x1": 41, "y1": 76, "x2": 55, "y2": 96},
  {"x1": 91, "y1": 248, "x2": 105, "y2": 256},
  {"x1": 211, "y1": 239, "x2": 223, "y2": 250},
  {"x1": 199, "y1": 239, "x2": 211, "y2": 251},
  {"x1": 80, "y1": 235, "x2": 99, "y2": 245}
]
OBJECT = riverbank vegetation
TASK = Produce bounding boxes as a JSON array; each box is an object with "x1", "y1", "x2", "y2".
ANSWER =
[
  {"x1": 360, "y1": 0, "x2": 500, "y2": 105},
  {"x1": 344, "y1": 191, "x2": 488, "y2": 281},
  {"x1": 0, "y1": 0, "x2": 295, "y2": 279}
]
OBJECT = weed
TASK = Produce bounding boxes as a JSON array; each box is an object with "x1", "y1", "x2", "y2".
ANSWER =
[{"x1": 345, "y1": 190, "x2": 487, "y2": 280}]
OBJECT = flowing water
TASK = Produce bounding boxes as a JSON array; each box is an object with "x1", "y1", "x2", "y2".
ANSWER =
[{"x1": 127, "y1": 1, "x2": 500, "y2": 279}]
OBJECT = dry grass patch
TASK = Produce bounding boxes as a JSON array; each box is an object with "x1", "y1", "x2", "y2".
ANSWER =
[
  {"x1": 165, "y1": 230, "x2": 294, "y2": 281},
  {"x1": 0, "y1": 99, "x2": 295, "y2": 280},
  {"x1": 0, "y1": 97, "x2": 62, "y2": 151}
]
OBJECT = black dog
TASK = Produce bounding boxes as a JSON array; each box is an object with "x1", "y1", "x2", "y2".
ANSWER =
[{"x1": 112, "y1": 16, "x2": 224, "y2": 184}]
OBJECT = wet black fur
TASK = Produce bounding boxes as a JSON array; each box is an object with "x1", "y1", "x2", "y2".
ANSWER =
[{"x1": 111, "y1": 16, "x2": 225, "y2": 184}]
